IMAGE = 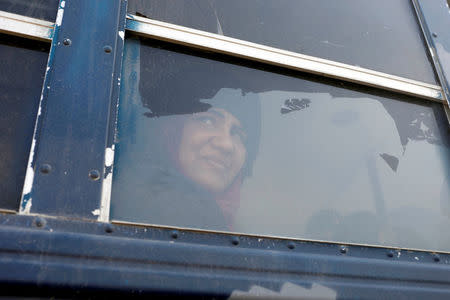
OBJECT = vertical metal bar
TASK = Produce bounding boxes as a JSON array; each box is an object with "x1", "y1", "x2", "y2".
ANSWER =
[
  {"x1": 412, "y1": 0, "x2": 450, "y2": 106},
  {"x1": 99, "y1": 0, "x2": 128, "y2": 222},
  {"x1": 20, "y1": 0, "x2": 128, "y2": 219}
]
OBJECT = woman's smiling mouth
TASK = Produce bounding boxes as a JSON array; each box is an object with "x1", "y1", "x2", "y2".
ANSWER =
[{"x1": 203, "y1": 156, "x2": 230, "y2": 170}]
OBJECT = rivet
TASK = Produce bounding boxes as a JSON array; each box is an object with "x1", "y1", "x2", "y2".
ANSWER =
[
  {"x1": 387, "y1": 250, "x2": 394, "y2": 258},
  {"x1": 39, "y1": 164, "x2": 52, "y2": 174},
  {"x1": 433, "y1": 253, "x2": 440, "y2": 262},
  {"x1": 35, "y1": 217, "x2": 46, "y2": 228},
  {"x1": 63, "y1": 38, "x2": 71, "y2": 46},
  {"x1": 103, "y1": 45, "x2": 112, "y2": 53},
  {"x1": 171, "y1": 230, "x2": 179, "y2": 239},
  {"x1": 231, "y1": 236, "x2": 240, "y2": 246},
  {"x1": 340, "y1": 245, "x2": 348, "y2": 254},
  {"x1": 89, "y1": 169, "x2": 100, "y2": 181},
  {"x1": 287, "y1": 242, "x2": 295, "y2": 250},
  {"x1": 432, "y1": 32, "x2": 438, "y2": 38},
  {"x1": 105, "y1": 224, "x2": 114, "y2": 233}
]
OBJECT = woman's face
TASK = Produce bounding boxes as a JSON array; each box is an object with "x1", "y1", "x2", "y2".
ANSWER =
[{"x1": 178, "y1": 108, "x2": 247, "y2": 193}]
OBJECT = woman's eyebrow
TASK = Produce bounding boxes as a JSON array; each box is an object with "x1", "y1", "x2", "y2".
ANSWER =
[
  {"x1": 209, "y1": 108, "x2": 243, "y2": 128},
  {"x1": 208, "y1": 109, "x2": 225, "y2": 120}
]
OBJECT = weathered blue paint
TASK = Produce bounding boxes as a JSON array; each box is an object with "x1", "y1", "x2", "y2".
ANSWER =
[
  {"x1": 20, "y1": 0, "x2": 66, "y2": 214},
  {"x1": 412, "y1": 0, "x2": 450, "y2": 106},
  {"x1": 2, "y1": 0, "x2": 449, "y2": 298},
  {"x1": 1, "y1": 213, "x2": 450, "y2": 298},
  {"x1": 20, "y1": 0, "x2": 127, "y2": 218}
]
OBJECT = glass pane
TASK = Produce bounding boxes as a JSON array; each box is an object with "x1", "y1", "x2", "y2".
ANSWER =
[
  {"x1": 111, "y1": 37, "x2": 450, "y2": 252},
  {"x1": 0, "y1": 33, "x2": 49, "y2": 210},
  {"x1": 128, "y1": 0, "x2": 438, "y2": 84},
  {"x1": 0, "y1": 0, "x2": 59, "y2": 22}
]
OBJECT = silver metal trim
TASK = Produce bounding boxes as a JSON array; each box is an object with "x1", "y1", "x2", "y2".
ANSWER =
[
  {"x1": 444, "y1": 104, "x2": 450, "y2": 126},
  {"x1": 112, "y1": 219, "x2": 450, "y2": 255},
  {"x1": 0, "y1": 10, "x2": 53, "y2": 41},
  {"x1": 126, "y1": 14, "x2": 445, "y2": 103},
  {"x1": 0, "y1": 208, "x2": 17, "y2": 214},
  {"x1": 411, "y1": 0, "x2": 450, "y2": 107}
]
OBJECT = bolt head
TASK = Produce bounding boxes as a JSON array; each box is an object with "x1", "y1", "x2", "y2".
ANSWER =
[
  {"x1": 89, "y1": 170, "x2": 100, "y2": 181},
  {"x1": 35, "y1": 217, "x2": 46, "y2": 228},
  {"x1": 105, "y1": 224, "x2": 114, "y2": 233},
  {"x1": 39, "y1": 164, "x2": 52, "y2": 174},
  {"x1": 171, "y1": 230, "x2": 179, "y2": 239}
]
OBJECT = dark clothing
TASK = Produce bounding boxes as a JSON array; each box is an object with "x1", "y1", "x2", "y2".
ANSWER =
[{"x1": 111, "y1": 160, "x2": 229, "y2": 231}]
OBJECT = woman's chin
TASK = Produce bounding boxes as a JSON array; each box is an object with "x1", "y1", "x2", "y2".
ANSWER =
[{"x1": 192, "y1": 174, "x2": 230, "y2": 194}]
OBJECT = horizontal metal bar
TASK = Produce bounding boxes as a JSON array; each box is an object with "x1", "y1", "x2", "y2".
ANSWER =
[
  {"x1": 126, "y1": 14, "x2": 445, "y2": 103},
  {"x1": 0, "y1": 10, "x2": 53, "y2": 41},
  {"x1": 112, "y1": 219, "x2": 450, "y2": 254}
]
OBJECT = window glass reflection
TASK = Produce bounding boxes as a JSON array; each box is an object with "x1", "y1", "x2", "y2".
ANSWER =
[
  {"x1": 0, "y1": 33, "x2": 49, "y2": 210},
  {"x1": 128, "y1": 0, "x2": 438, "y2": 84},
  {"x1": 0, "y1": 0, "x2": 59, "y2": 21},
  {"x1": 111, "y1": 37, "x2": 450, "y2": 251}
]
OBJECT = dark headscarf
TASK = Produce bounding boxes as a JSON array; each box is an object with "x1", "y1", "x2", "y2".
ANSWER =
[{"x1": 138, "y1": 39, "x2": 261, "y2": 178}]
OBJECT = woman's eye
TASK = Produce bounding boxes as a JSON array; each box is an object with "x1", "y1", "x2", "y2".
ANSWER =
[
  {"x1": 197, "y1": 116, "x2": 215, "y2": 126},
  {"x1": 231, "y1": 127, "x2": 247, "y2": 143}
]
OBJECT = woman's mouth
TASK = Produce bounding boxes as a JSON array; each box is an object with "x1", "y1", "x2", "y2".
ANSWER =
[{"x1": 204, "y1": 156, "x2": 229, "y2": 170}]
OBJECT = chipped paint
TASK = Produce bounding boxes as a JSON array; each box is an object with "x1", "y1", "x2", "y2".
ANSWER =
[
  {"x1": 92, "y1": 209, "x2": 100, "y2": 216},
  {"x1": 98, "y1": 171, "x2": 112, "y2": 222},
  {"x1": 22, "y1": 137, "x2": 36, "y2": 197},
  {"x1": 22, "y1": 167, "x2": 34, "y2": 196},
  {"x1": 118, "y1": 30, "x2": 124, "y2": 40},
  {"x1": 104, "y1": 145, "x2": 115, "y2": 167},
  {"x1": 98, "y1": 144, "x2": 116, "y2": 221},
  {"x1": 55, "y1": 1, "x2": 65, "y2": 27},
  {"x1": 22, "y1": 198, "x2": 32, "y2": 214}
]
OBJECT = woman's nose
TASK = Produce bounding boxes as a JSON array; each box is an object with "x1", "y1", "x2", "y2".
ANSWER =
[{"x1": 211, "y1": 130, "x2": 234, "y2": 153}]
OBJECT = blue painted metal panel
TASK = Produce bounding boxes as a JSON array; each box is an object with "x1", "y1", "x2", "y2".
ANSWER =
[
  {"x1": 0, "y1": 0, "x2": 447, "y2": 298},
  {"x1": 1, "y1": 213, "x2": 450, "y2": 298},
  {"x1": 20, "y1": 0, "x2": 127, "y2": 218},
  {"x1": 413, "y1": 0, "x2": 450, "y2": 106}
]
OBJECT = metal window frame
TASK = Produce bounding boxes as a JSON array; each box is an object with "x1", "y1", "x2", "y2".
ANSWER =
[
  {"x1": 1, "y1": 0, "x2": 450, "y2": 298},
  {"x1": 0, "y1": 10, "x2": 53, "y2": 41},
  {"x1": 102, "y1": 6, "x2": 450, "y2": 239},
  {"x1": 125, "y1": 14, "x2": 445, "y2": 104},
  {"x1": 412, "y1": 0, "x2": 450, "y2": 106}
]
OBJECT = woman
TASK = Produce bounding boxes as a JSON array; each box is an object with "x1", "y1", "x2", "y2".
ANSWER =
[{"x1": 111, "y1": 39, "x2": 260, "y2": 231}]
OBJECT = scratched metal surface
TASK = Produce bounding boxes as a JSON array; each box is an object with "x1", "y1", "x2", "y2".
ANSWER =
[{"x1": 20, "y1": 0, "x2": 127, "y2": 218}]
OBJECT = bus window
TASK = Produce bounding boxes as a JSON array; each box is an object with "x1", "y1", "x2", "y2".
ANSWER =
[
  {"x1": 110, "y1": 36, "x2": 450, "y2": 252},
  {"x1": 0, "y1": 33, "x2": 49, "y2": 211},
  {"x1": 0, "y1": 0, "x2": 59, "y2": 22},
  {"x1": 128, "y1": 0, "x2": 438, "y2": 84}
]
